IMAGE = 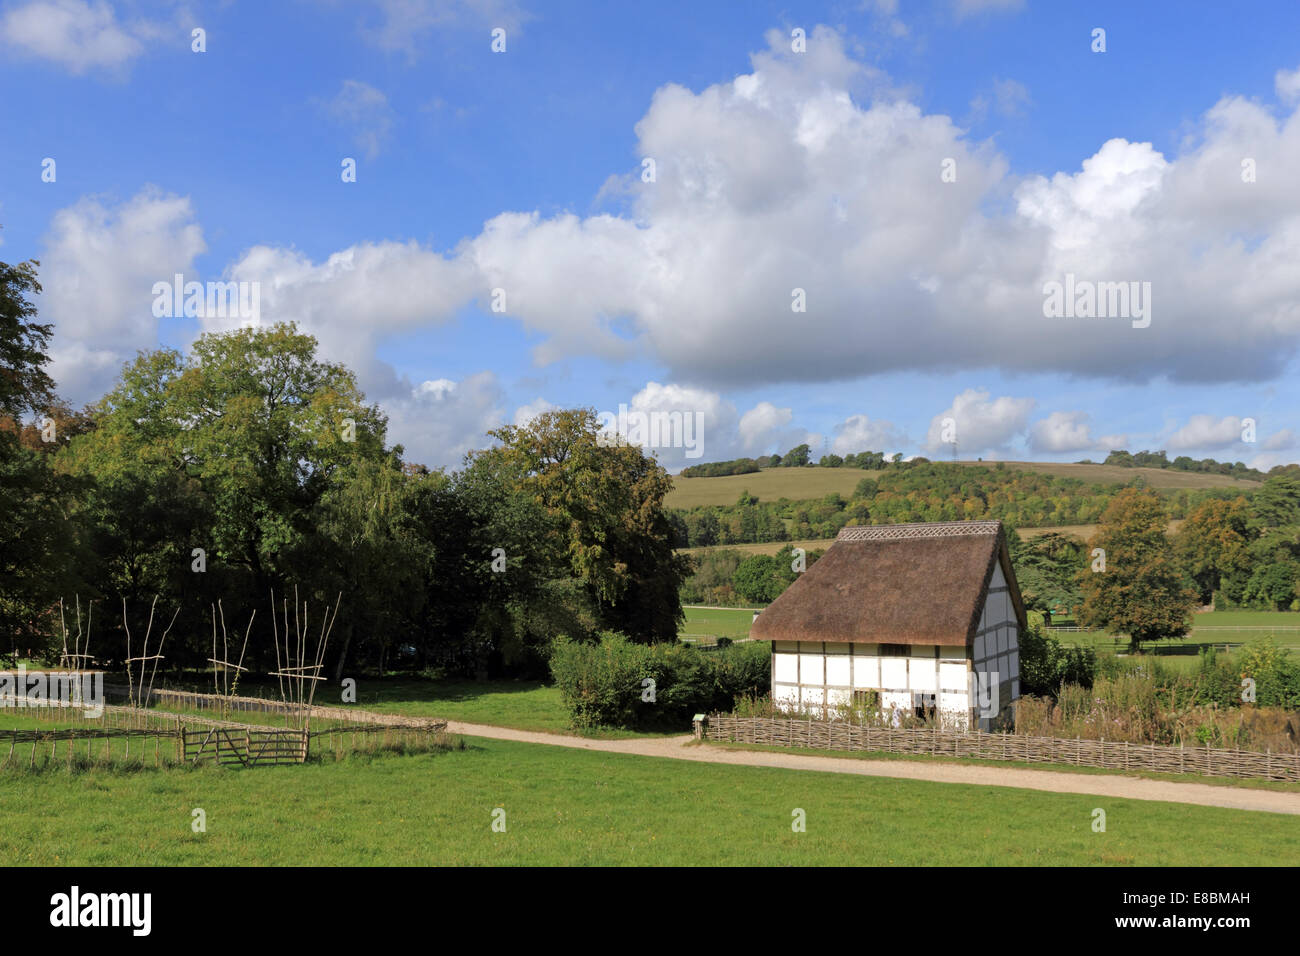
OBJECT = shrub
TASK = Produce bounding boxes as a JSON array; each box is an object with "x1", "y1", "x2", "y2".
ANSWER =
[
  {"x1": 549, "y1": 633, "x2": 770, "y2": 729},
  {"x1": 1018, "y1": 620, "x2": 1096, "y2": 697}
]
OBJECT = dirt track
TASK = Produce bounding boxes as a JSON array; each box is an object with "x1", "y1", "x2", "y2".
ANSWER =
[{"x1": 443, "y1": 721, "x2": 1300, "y2": 816}]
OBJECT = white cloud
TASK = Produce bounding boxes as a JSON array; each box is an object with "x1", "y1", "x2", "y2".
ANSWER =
[
  {"x1": 925, "y1": 389, "x2": 1035, "y2": 456},
  {"x1": 319, "y1": 80, "x2": 395, "y2": 160},
  {"x1": 39, "y1": 188, "x2": 205, "y2": 403},
  {"x1": 1, "y1": 0, "x2": 163, "y2": 73},
  {"x1": 1165, "y1": 414, "x2": 1249, "y2": 451},
  {"x1": 1025, "y1": 410, "x2": 1126, "y2": 454},
  {"x1": 1262, "y1": 428, "x2": 1298, "y2": 451},
  {"x1": 512, "y1": 396, "x2": 557, "y2": 427},
  {"x1": 384, "y1": 371, "x2": 506, "y2": 468},
  {"x1": 830, "y1": 413, "x2": 903, "y2": 455},
  {"x1": 353, "y1": 0, "x2": 531, "y2": 58},
  {"x1": 221, "y1": 238, "x2": 480, "y2": 396},
  {"x1": 426, "y1": 28, "x2": 1300, "y2": 387},
  {"x1": 1276, "y1": 66, "x2": 1300, "y2": 104},
  {"x1": 738, "y1": 401, "x2": 792, "y2": 452}
]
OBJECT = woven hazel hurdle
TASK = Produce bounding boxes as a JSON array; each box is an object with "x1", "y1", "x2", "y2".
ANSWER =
[{"x1": 704, "y1": 715, "x2": 1300, "y2": 782}]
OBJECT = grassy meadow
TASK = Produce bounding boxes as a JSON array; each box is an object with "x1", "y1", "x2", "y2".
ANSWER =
[
  {"x1": 675, "y1": 522, "x2": 1184, "y2": 558},
  {"x1": 679, "y1": 606, "x2": 762, "y2": 642},
  {"x1": 667, "y1": 461, "x2": 1259, "y2": 508},
  {"x1": 1, "y1": 735, "x2": 1296, "y2": 866}
]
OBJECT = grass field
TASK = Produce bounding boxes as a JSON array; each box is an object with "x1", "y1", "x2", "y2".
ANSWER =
[
  {"x1": 1, "y1": 736, "x2": 1295, "y2": 865},
  {"x1": 675, "y1": 523, "x2": 1184, "y2": 557},
  {"x1": 667, "y1": 462, "x2": 1260, "y2": 508},
  {"x1": 679, "y1": 606, "x2": 763, "y2": 642},
  {"x1": 680, "y1": 604, "x2": 1300, "y2": 657}
]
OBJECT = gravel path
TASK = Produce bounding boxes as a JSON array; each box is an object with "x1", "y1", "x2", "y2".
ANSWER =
[{"x1": 443, "y1": 720, "x2": 1300, "y2": 816}]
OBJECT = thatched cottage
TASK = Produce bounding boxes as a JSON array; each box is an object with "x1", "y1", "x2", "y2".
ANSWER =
[{"x1": 750, "y1": 521, "x2": 1025, "y2": 730}]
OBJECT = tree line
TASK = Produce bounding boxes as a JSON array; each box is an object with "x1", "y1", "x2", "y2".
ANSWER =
[
  {"x1": 670, "y1": 462, "x2": 1251, "y2": 547},
  {"x1": 0, "y1": 258, "x2": 689, "y2": 680},
  {"x1": 679, "y1": 481, "x2": 1300, "y2": 647}
]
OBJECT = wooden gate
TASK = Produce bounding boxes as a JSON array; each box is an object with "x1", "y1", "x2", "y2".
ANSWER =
[
  {"x1": 247, "y1": 729, "x2": 308, "y2": 765},
  {"x1": 183, "y1": 727, "x2": 249, "y2": 766},
  {"x1": 182, "y1": 727, "x2": 308, "y2": 766}
]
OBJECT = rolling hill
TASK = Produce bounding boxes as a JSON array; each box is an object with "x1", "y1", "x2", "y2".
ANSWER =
[{"x1": 666, "y1": 461, "x2": 1260, "y2": 509}]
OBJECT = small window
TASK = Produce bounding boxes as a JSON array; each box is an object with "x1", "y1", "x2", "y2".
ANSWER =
[{"x1": 879, "y1": 643, "x2": 909, "y2": 657}]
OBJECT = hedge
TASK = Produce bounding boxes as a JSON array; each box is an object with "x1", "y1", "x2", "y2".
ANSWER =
[{"x1": 549, "y1": 633, "x2": 770, "y2": 729}]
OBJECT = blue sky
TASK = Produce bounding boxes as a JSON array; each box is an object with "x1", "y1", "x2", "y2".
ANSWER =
[{"x1": 3, "y1": 0, "x2": 1300, "y2": 470}]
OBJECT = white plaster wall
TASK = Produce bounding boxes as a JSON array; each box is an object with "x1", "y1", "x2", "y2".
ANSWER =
[
  {"x1": 852, "y1": 656, "x2": 879, "y2": 687},
  {"x1": 774, "y1": 653, "x2": 799, "y2": 683},
  {"x1": 799, "y1": 650, "x2": 824, "y2": 685},
  {"x1": 826, "y1": 653, "x2": 851, "y2": 687},
  {"x1": 939, "y1": 661, "x2": 968, "y2": 691},
  {"x1": 880, "y1": 658, "x2": 908, "y2": 689},
  {"x1": 909, "y1": 662, "x2": 937, "y2": 692}
]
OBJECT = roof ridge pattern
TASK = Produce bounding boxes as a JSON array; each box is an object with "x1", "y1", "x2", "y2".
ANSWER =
[{"x1": 835, "y1": 521, "x2": 1002, "y2": 541}]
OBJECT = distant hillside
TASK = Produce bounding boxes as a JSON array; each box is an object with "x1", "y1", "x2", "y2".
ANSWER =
[
  {"x1": 667, "y1": 461, "x2": 1259, "y2": 509},
  {"x1": 674, "y1": 521, "x2": 1187, "y2": 556}
]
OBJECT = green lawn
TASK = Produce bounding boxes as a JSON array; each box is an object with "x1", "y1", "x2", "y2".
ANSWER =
[
  {"x1": 0, "y1": 736, "x2": 1295, "y2": 865},
  {"x1": 345, "y1": 678, "x2": 571, "y2": 732},
  {"x1": 679, "y1": 606, "x2": 762, "y2": 642},
  {"x1": 1060, "y1": 612, "x2": 1300, "y2": 664}
]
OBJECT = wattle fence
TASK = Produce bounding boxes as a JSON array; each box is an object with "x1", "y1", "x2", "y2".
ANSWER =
[{"x1": 703, "y1": 715, "x2": 1300, "y2": 782}]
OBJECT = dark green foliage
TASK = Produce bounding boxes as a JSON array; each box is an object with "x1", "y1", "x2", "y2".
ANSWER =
[
  {"x1": 549, "y1": 633, "x2": 770, "y2": 729},
  {"x1": 1018, "y1": 620, "x2": 1096, "y2": 697},
  {"x1": 0, "y1": 259, "x2": 55, "y2": 420},
  {"x1": 680, "y1": 545, "x2": 824, "y2": 607},
  {"x1": 1008, "y1": 530, "x2": 1086, "y2": 622},
  {"x1": 1106, "y1": 448, "x2": 1262, "y2": 479},
  {"x1": 680, "y1": 457, "x2": 760, "y2": 478}
]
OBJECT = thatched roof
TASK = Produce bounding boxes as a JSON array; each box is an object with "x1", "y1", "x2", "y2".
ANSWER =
[{"x1": 750, "y1": 521, "x2": 1026, "y2": 647}]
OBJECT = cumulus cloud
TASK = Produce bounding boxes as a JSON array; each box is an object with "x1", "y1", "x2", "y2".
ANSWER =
[
  {"x1": 383, "y1": 371, "x2": 506, "y2": 468},
  {"x1": 418, "y1": 27, "x2": 1300, "y2": 387},
  {"x1": 925, "y1": 389, "x2": 1035, "y2": 456},
  {"x1": 1276, "y1": 65, "x2": 1300, "y2": 104},
  {"x1": 830, "y1": 413, "x2": 904, "y2": 455},
  {"x1": 1165, "y1": 414, "x2": 1250, "y2": 451},
  {"x1": 512, "y1": 396, "x2": 558, "y2": 427},
  {"x1": 738, "y1": 401, "x2": 793, "y2": 451},
  {"x1": 220, "y1": 238, "x2": 480, "y2": 394},
  {"x1": 57, "y1": 26, "x2": 1300, "y2": 395},
  {"x1": 1027, "y1": 411, "x2": 1096, "y2": 453},
  {"x1": 39, "y1": 188, "x2": 206, "y2": 403},
  {"x1": 1, "y1": 0, "x2": 166, "y2": 73},
  {"x1": 589, "y1": 384, "x2": 812, "y2": 470}
]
